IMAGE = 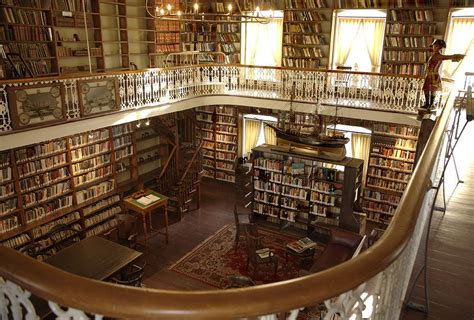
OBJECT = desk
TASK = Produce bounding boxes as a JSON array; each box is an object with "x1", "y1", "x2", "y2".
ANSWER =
[
  {"x1": 45, "y1": 236, "x2": 142, "y2": 280},
  {"x1": 123, "y1": 189, "x2": 169, "y2": 245}
]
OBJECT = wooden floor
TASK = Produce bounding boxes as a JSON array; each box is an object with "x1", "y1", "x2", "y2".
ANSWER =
[{"x1": 141, "y1": 125, "x2": 474, "y2": 318}]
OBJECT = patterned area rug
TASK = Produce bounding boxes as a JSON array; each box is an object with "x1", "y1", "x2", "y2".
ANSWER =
[{"x1": 169, "y1": 224, "x2": 325, "y2": 289}]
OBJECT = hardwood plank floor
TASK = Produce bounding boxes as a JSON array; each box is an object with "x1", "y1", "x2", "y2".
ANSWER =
[{"x1": 140, "y1": 125, "x2": 474, "y2": 319}]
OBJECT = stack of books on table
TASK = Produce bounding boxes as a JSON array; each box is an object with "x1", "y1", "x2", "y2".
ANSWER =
[{"x1": 286, "y1": 237, "x2": 317, "y2": 253}]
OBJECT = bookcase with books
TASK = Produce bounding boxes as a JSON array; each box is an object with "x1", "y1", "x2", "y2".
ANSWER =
[
  {"x1": 0, "y1": 151, "x2": 20, "y2": 238},
  {"x1": 0, "y1": 0, "x2": 59, "y2": 77},
  {"x1": 362, "y1": 122, "x2": 420, "y2": 226},
  {"x1": 180, "y1": 0, "x2": 217, "y2": 54},
  {"x1": 382, "y1": 0, "x2": 448, "y2": 76},
  {"x1": 283, "y1": 0, "x2": 332, "y2": 69},
  {"x1": 52, "y1": 0, "x2": 105, "y2": 74},
  {"x1": 154, "y1": 0, "x2": 180, "y2": 56},
  {"x1": 112, "y1": 122, "x2": 136, "y2": 185},
  {"x1": 134, "y1": 121, "x2": 167, "y2": 180},
  {"x1": 251, "y1": 144, "x2": 363, "y2": 236},
  {"x1": 196, "y1": 105, "x2": 238, "y2": 183}
]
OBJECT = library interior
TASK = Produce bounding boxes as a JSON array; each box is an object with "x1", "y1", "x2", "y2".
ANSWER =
[{"x1": 0, "y1": 0, "x2": 473, "y2": 319}]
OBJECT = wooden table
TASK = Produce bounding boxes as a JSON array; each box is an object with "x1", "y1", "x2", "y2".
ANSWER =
[
  {"x1": 44, "y1": 236, "x2": 142, "y2": 280},
  {"x1": 123, "y1": 189, "x2": 169, "y2": 245}
]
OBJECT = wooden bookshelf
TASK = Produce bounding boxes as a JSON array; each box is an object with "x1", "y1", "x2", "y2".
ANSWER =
[
  {"x1": 0, "y1": 118, "x2": 170, "y2": 251},
  {"x1": 196, "y1": 105, "x2": 238, "y2": 183},
  {"x1": 154, "y1": 0, "x2": 180, "y2": 57},
  {"x1": 283, "y1": 0, "x2": 332, "y2": 69},
  {"x1": 362, "y1": 122, "x2": 420, "y2": 226},
  {"x1": 251, "y1": 144, "x2": 363, "y2": 236},
  {"x1": 382, "y1": 0, "x2": 448, "y2": 76},
  {"x1": 126, "y1": 0, "x2": 156, "y2": 69}
]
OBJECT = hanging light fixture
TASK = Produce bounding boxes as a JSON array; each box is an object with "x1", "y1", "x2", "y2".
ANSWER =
[{"x1": 148, "y1": 1, "x2": 271, "y2": 24}]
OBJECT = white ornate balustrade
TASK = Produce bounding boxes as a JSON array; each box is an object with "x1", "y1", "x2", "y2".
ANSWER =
[{"x1": 0, "y1": 66, "x2": 431, "y2": 132}]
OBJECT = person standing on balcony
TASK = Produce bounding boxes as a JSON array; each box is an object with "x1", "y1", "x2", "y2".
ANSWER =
[{"x1": 419, "y1": 39, "x2": 464, "y2": 117}]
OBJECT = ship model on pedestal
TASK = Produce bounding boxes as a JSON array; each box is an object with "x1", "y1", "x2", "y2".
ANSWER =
[{"x1": 266, "y1": 94, "x2": 349, "y2": 160}]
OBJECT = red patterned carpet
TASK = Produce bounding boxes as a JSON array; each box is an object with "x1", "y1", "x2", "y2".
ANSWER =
[{"x1": 169, "y1": 224, "x2": 325, "y2": 289}]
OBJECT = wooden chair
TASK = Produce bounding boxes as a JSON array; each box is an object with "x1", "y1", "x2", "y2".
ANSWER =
[
  {"x1": 110, "y1": 261, "x2": 146, "y2": 287},
  {"x1": 19, "y1": 242, "x2": 52, "y2": 261},
  {"x1": 49, "y1": 224, "x2": 81, "y2": 253},
  {"x1": 117, "y1": 213, "x2": 140, "y2": 250},
  {"x1": 233, "y1": 205, "x2": 255, "y2": 250},
  {"x1": 245, "y1": 231, "x2": 278, "y2": 279}
]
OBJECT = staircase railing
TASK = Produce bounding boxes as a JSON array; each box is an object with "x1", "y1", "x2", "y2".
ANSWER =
[
  {"x1": 176, "y1": 142, "x2": 203, "y2": 214},
  {"x1": 156, "y1": 144, "x2": 178, "y2": 193}
]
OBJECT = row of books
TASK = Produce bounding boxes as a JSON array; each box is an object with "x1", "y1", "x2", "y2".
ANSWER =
[
  {"x1": 0, "y1": 153, "x2": 9, "y2": 167},
  {"x1": 69, "y1": 129, "x2": 109, "y2": 148},
  {"x1": 181, "y1": 33, "x2": 213, "y2": 42},
  {"x1": 283, "y1": 46, "x2": 323, "y2": 58},
  {"x1": 113, "y1": 135, "x2": 132, "y2": 149},
  {"x1": 217, "y1": 33, "x2": 239, "y2": 43},
  {"x1": 22, "y1": 180, "x2": 71, "y2": 208},
  {"x1": 363, "y1": 200, "x2": 396, "y2": 215},
  {"x1": 282, "y1": 58, "x2": 321, "y2": 69},
  {"x1": 16, "y1": 153, "x2": 67, "y2": 178},
  {"x1": 84, "y1": 216, "x2": 118, "y2": 237},
  {"x1": 73, "y1": 165, "x2": 113, "y2": 186},
  {"x1": 284, "y1": 23, "x2": 323, "y2": 33},
  {"x1": 54, "y1": 14, "x2": 92, "y2": 28},
  {"x1": 215, "y1": 171, "x2": 235, "y2": 182},
  {"x1": 386, "y1": 22, "x2": 436, "y2": 35},
  {"x1": 31, "y1": 210, "x2": 80, "y2": 238},
  {"x1": 2, "y1": 43, "x2": 52, "y2": 59},
  {"x1": 0, "y1": 215, "x2": 19, "y2": 233},
  {"x1": 366, "y1": 177, "x2": 407, "y2": 192},
  {"x1": 364, "y1": 189, "x2": 401, "y2": 205},
  {"x1": 156, "y1": 33, "x2": 180, "y2": 43},
  {"x1": 112, "y1": 123, "x2": 133, "y2": 137},
  {"x1": 83, "y1": 194, "x2": 120, "y2": 216},
  {"x1": 8, "y1": 25, "x2": 53, "y2": 42},
  {"x1": 0, "y1": 198, "x2": 17, "y2": 216},
  {"x1": 254, "y1": 179, "x2": 282, "y2": 193},
  {"x1": 335, "y1": 0, "x2": 382, "y2": 8},
  {"x1": 253, "y1": 202, "x2": 280, "y2": 217},
  {"x1": 217, "y1": 42, "x2": 238, "y2": 54},
  {"x1": 283, "y1": 186, "x2": 308, "y2": 200},
  {"x1": 156, "y1": 44, "x2": 179, "y2": 53},
  {"x1": 75, "y1": 179, "x2": 114, "y2": 204},
  {"x1": 70, "y1": 141, "x2": 112, "y2": 161},
  {"x1": 83, "y1": 205, "x2": 120, "y2": 227},
  {"x1": 0, "y1": 167, "x2": 12, "y2": 183},
  {"x1": 19, "y1": 167, "x2": 69, "y2": 192},
  {"x1": 383, "y1": 50, "x2": 429, "y2": 63},
  {"x1": 388, "y1": 0, "x2": 435, "y2": 7},
  {"x1": 284, "y1": 34, "x2": 326, "y2": 45},
  {"x1": 310, "y1": 191, "x2": 337, "y2": 205},
  {"x1": 71, "y1": 154, "x2": 111, "y2": 175},
  {"x1": 0, "y1": 233, "x2": 30, "y2": 249},
  {"x1": 285, "y1": 11, "x2": 326, "y2": 22},
  {"x1": 373, "y1": 124, "x2": 420, "y2": 137},
  {"x1": 388, "y1": 9, "x2": 434, "y2": 22},
  {"x1": 215, "y1": 161, "x2": 235, "y2": 172},
  {"x1": 52, "y1": 0, "x2": 83, "y2": 12},
  {"x1": 155, "y1": 20, "x2": 180, "y2": 31},
  {"x1": 383, "y1": 63, "x2": 425, "y2": 76},
  {"x1": 0, "y1": 183, "x2": 15, "y2": 199},
  {"x1": 1, "y1": 7, "x2": 48, "y2": 25},
  {"x1": 285, "y1": 0, "x2": 328, "y2": 8},
  {"x1": 369, "y1": 157, "x2": 414, "y2": 172},
  {"x1": 311, "y1": 203, "x2": 340, "y2": 216},
  {"x1": 385, "y1": 35, "x2": 434, "y2": 48},
  {"x1": 15, "y1": 140, "x2": 65, "y2": 164},
  {"x1": 371, "y1": 146, "x2": 415, "y2": 161},
  {"x1": 25, "y1": 195, "x2": 73, "y2": 223},
  {"x1": 366, "y1": 211, "x2": 391, "y2": 225},
  {"x1": 4, "y1": 59, "x2": 52, "y2": 77},
  {"x1": 182, "y1": 42, "x2": 216, "y2": 52},
  {"x1": 216, "y1": 24, "x2": 239, "y2": 33},
  {"x1": 373, "y1": 138, "x2": 417, "y2": 150},
  {"x1": 368, "y1": 167, "x2": 410, "y2": 182},
  {"x1": 0, "y1": 0, "x2": 49, "y2": 9}
]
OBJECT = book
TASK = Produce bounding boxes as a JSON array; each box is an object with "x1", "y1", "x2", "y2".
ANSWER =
[
  {"x1": 286, "y1": 237, "x2": 317, "y2": 253},
  {"x1": 136, "y1": 194, "x2": 160, "y2": 206},
  {"x1": 255, "y1": 248, "x2": 272, "y2": 259}
]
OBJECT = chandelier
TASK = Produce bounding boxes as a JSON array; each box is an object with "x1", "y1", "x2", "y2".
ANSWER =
[{"x1": 148, "y1": 1, "x2": 271, "y2": 24}]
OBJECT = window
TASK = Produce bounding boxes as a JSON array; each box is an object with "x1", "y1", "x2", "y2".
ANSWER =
[
  {"x1": 241, "y1": 11, "x2": 284, "y2": 67},
  {"x1": 242, "y1": 114, "x2": 277, "y2": 157},
  {"x1": 332, "y1": 10, "x2": 386, "y2": 72},
  {"x1": 442, "y1": 9, "x2": 474, "y2": 91}
]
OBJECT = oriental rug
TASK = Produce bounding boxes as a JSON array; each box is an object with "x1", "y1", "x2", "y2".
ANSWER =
[{"x1": 169, "y1": 224, "x2": 324, "y2": 289}]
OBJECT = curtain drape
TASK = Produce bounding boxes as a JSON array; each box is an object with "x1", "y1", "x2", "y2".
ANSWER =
[
  {"x1": 242, "y1": 16, "x2": 283, "y2": 67},
  {"x1": 442, "y1": 17, "x2": 474, "y2": 82},
  {"x1": 351, "y1": 133, "x2": 371, "y2": 188},
  {"x1": 335, "y1": 17, "x2": 363, "y2": 67},
  {"x1": 264, "y1": 123, "x2": 277, "y2": 145},
  {"x1": 361, "y1": 18, "x2": 385, "y2": 72},
  {"x1": 244, "y1": 119, "x2": 261, "y2": 157}
]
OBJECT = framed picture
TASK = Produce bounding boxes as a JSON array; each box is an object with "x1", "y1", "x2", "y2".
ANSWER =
[
  {"x1": 7, "y1": 83, "x2": 66, "y2": 129},
  {"x1": 77, "y1": 78, "x2": 119, "y2": 117}
]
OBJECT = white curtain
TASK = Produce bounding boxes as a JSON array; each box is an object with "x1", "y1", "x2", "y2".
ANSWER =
[
  {"x1": 242, "y1": 16, "x2": 283, "y2": 67},
  {"x1": 351, "y1": 133, "x2": 371, "y2": 189},
  {"x1": 334, "y1": 18, "x2": 363, "y2": 67},
  {"x1": 442, "y1": 17, "x2": 474, "y2": 87},
  {"x1": 244, "y1": 119, "x2": 261, "y2": 157},
  {"x1": 264, "y1": 123, "x2": 277, "y2": 145},
  {"x1": 361, "y1": 18, "x2": 385, "y2": 73}
]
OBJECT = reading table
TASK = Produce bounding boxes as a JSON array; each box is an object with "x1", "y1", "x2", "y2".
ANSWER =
[{"x1": 123, "y1": 189, "x2": 169, "y2": 245}]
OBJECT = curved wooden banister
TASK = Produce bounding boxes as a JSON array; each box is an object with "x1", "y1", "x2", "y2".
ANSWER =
[
  {"x1": 178, "y1": 141, "x2": 203, "y2": 185},
  {"x1": 0, "y1": 64, "x2": 423, "y2": 86},
  {"x1": 0, "y1": 93, "x2": 453, "y2": 318},
  {"x1": 157, "y1": 144, "x2": 178, "y2": 182}
]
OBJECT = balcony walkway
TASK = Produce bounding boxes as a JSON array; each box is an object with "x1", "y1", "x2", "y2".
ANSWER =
[{"x1": 403, "y1": 123, "x2": 474, "y2": 320}]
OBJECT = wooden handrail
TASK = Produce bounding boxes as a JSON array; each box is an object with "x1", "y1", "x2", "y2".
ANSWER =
[
  {"x1": 0, "y1": 92, "x2": 454, "y2": 318},
  {"x1": 157, "y1": 144, "x2": 178, "y2": 182},
  {"x1": 0, "y1": 64, "x2": 423, "y2": 86},
  {"x1": 178, "y1": 142, "x2": 203, "y2": 185}
]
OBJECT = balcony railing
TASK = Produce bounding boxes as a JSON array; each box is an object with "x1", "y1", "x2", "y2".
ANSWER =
[
  {"x1": 0, "y1": 65, "x2": 442, "y2": 133},
  {"x1": 0, "y1": 65, "x2": 458, "y2": 319}
]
